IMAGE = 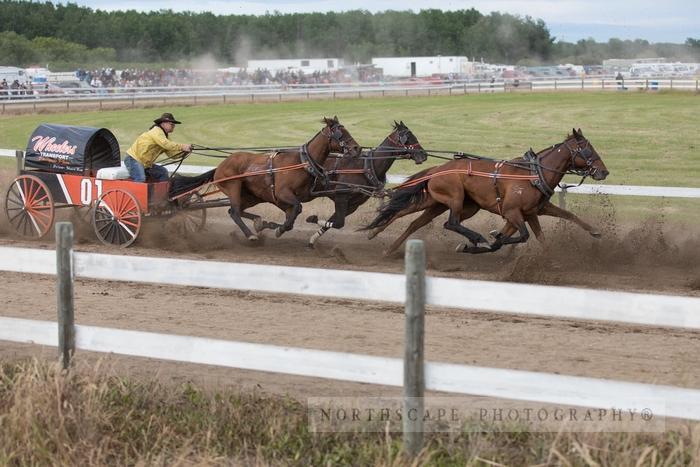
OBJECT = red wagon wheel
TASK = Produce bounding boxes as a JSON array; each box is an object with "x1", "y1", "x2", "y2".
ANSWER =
[
  {"x1": 4, "y1": 174, "x2": 55, "y2": 239},
  {"x1": 93, "y1": 189, "x2": 142, "y2": 247}
]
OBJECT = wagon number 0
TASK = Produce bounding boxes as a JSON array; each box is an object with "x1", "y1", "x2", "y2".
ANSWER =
[{"x1": 80, "y1": 178, "x2": 103, "y2": 205}]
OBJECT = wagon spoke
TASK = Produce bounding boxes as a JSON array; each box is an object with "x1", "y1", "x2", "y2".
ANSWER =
[
  {"x1": 18, "y1": 214, "x2": 31, "y2": 237},
  {"x1": 5, "y1": 175, "x2": 54, "y2": 239},
  {"x1": 93, "y1": 189, "x2": 141, "y2": 247},
  {"x1": 119, "y1": 219, "x2": 139, "y2": 229}
]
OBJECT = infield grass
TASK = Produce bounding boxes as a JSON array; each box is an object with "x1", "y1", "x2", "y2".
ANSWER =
[{"x1": 1, "y1": 91, "x2": 698, "y2": 188}]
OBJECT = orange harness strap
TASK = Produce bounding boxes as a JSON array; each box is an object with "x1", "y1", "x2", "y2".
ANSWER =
[
  {"x1": 170, "y1": 162, "x2": 310, "y2": 201},
  {"x1": 396, "y1": 166, "x2": 538, "y2": 189}
]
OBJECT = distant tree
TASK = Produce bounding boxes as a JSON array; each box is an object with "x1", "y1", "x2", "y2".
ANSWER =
[
  {"x1": 4, "y1": 1, "x2": 694, "y2": 66},
  {"x1": 0, "y1": 31, "x2": 38, "y2": 65},
  {"x1": 686, "y1": 38, "x2": 700, "y2": 59}
]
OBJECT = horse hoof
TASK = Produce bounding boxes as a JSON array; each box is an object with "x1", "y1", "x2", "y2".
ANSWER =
[
  {"x1": 489, "y1": 230, "x2": 500, "y2": 239},
  {"x1": 253, "y1": 218, "x2": 265, "y2": 232},
  {"x1": 463, "y1": 245, "x2": 493, "y2": 254},
  {"x1": 275, "y1": 227, "x2": 284, "y2": 238},
  {"x1": 455, "y1": 243, "x2": 466, "y2": 252},
  {"x1": 247, "y1": 235, "x2": 259, "y2": 242},
  {"x1": 367, "y1": 231, "x2": 378, "y2": 240},
  {"x1": 590, "y1": 231, "x2": 602, "y2": 238},
  {"x1": 306, "y1": 243, "x2": 315, "y2": 250},
  {"x1": 306, "y1": 215, "x2": 318, "y2": 224}
]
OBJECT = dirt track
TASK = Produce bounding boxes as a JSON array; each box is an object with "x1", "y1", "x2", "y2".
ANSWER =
[{"x1": 1, "y1": 168, "x2": 699, "y2": 401}]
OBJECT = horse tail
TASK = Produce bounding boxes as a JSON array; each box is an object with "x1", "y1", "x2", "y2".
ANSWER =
[
  {"x1": 361, "y1": 180, "x2": 429, "y2": 231},
  {"x1": 169, "y1": 169, "x2": 216, "y2": 197}
]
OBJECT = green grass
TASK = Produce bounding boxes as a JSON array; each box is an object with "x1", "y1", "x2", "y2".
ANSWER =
[
  {"x1": 2, "y1": 359, "x2": 698, "y2": 466},
  {"x1": 1, "y1": 91, "x2": 698, "y2": 187}
]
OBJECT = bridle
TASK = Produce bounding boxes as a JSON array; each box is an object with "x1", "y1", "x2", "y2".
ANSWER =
[
  {"x1": 563, "y1": 137, "x2": 601, "y2": 177},
  {"x1": 386, "y1": 128, "x2": 426, "y2": 161},
  {"x1": 322, "y1": 122, "x2": 354, "y2": 154},
  {"x1": 534, "y1": 136, "x2": 601, "y2": 178}
]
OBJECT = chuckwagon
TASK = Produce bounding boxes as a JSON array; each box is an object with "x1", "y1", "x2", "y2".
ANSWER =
[{"x1": 4, "y1": 124, "x2": 207, "y2": 247}]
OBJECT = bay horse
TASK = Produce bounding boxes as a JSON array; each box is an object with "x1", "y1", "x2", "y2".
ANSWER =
[
  {"x1": 303, "y1": 121, "x2": 428, "y2": 248},
  {"x1": 214, "y1": 117, "x2": 361, "y2": 241},
  {"x1": 363, "y1": 129, "x2": 609, "y2": 255}
]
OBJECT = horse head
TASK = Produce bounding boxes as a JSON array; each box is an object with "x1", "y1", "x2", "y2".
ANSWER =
[
  {"x1": 322, "y1": 116, "x2": 361, "y2": 158},
  {"x1": 565, "y1": 128, "x2": 609, "y2": 181},
  {"x1": 387, "y1": 120, "x2": 428, "y2": 164}
]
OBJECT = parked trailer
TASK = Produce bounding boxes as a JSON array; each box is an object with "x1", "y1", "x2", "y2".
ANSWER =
[{"x1": 4, "y1": 124, "x2": 206, "y2": 247}]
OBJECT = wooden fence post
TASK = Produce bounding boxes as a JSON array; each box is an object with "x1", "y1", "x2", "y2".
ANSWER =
[
  {"x1": 15, "y1": 150, "x2": 24, "y2": 175},
  {"x1": 403, "y1": 239, "x2": 426, "y2": 458},
  {"x1": 56, "y1": 222, "x2": 75, "y2": 370}
]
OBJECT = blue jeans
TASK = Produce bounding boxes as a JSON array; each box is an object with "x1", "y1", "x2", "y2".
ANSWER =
[{"x1": 124, "y1": 155, "x2": 169, "y2": 182}]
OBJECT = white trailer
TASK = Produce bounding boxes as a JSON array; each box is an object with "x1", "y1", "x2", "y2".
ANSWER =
[
  {"x1": 0, "y1": 66, "x2": 28, "y2": 84},
  {"x1": 371, "y1": 56, "x2": 472, "y2": 78},
  {"x1": 246, "y1": 58, "x2": 343, "y2": 74}
]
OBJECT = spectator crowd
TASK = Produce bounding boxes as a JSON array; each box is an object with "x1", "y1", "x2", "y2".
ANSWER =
[
  {"x1": 74, "y1": 67, "x2": 371, "y2": 88},
  {"x1": 0, "y1": 78, "x2": 33, "y2": 98}
]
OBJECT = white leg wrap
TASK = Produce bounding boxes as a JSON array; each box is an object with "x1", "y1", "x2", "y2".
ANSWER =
[{"x1": 309, "y1": 228, "x2": 327, "y2": 245}]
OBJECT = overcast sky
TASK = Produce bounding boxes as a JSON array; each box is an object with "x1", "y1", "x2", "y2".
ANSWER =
[{"x1": 61, "y1": 0, "x2": 698, "y2": 43}]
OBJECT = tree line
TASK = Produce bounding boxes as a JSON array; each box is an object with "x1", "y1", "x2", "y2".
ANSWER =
[{"x1": 0, "y1": 1, "x2": 698, "y2": 69}]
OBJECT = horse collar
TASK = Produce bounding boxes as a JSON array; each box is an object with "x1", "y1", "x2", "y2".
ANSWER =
[
  {"x1": 300, "y1": 144, "x2": 328, "y2": 188},
  {"x1": 525, "y1": 148, "x2": 555, "y2": 200},
  {"x1": 363, "y1": 150, "x2": 383, "y2": 188}
]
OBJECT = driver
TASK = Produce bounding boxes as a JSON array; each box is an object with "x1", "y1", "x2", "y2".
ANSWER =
[{"x1": 123, "y1": 112, "x2": 193, "y2": 182}]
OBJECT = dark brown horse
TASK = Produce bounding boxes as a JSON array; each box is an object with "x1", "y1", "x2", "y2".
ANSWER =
[
  {"x1": 214, "y1": 117, "x2": 361, "y2": 241},
  {"x1": 304, "y1": 121, "x2": 428, "y2": 248},
  {"x1": 363, "y1": 129, "x2": 609, "y2": 255}
]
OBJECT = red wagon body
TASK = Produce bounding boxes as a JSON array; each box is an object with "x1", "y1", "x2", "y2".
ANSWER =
[{"x1": 5, "y1": 124, "x2": 204, "y2": 246}]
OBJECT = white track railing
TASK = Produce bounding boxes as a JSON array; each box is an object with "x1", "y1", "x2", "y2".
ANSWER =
[
  {"x1": 1, "y1": 243, "x2": 700, "y2": 425},
  {"x1": 0, "y1": 77, "x2": 697, "y2": 109},
  {"x1": 2, "y1": 316, "x2": 700, "y2": 422},
  {"x1": 1, "y1": 245, "x2": 699, "y2": 329}
]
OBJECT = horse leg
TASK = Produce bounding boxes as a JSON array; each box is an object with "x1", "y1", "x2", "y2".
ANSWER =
[
  {"x1": 307, "y1": 196, "x2": 349, "y2": 248},
  {"x1": 240, "y1": 211, "x2": 281, "y2": 233},
  {"x1": 382, "y1": 205, "x2": 448, "y2": 257},
  {"x1": 443, "y1": 203, "x2": 489, "y2": 252},
  {"x1": 274, "y1": 190, "x2": 302, "y2": 238},
  {"x1": 487, "y1": 210, "x2": 530, "y2": 252},
  {"x1": 526, "y1": 215, "x2": 545, "y2": 243},
  {"x1": 224, "y1": 184, "x2": 258, "y2": 241},
  {"x1": 539, "y1": 202, "x2": 601, "y2": 238}
]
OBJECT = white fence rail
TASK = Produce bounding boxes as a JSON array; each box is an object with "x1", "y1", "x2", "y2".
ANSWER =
[
  {"x1": 2, "y1": 316, "x2": 700, "y2": 422},
  {"x1": 1, "y1": 237, "x2": 700, "y2": 436},
  {"x1": 1, "y1": 245, "x2": 699, "y2": 329},
  {"x1": 0, "y1": 77, "x2": 698, "y2": 111}
]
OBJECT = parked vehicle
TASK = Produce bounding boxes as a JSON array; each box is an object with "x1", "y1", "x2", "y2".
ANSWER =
[{"x1": 56, "y1": 80, "x2": 95, "y2": 94}]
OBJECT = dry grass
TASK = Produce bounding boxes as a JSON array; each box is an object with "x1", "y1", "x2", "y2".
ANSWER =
[{"x1": 1, "y1": 358, "x2": 699, "y2": 466}]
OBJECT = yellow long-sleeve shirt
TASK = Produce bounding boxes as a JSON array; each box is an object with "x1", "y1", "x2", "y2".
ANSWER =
[{"x1": 126, "y1": 126, "x2": 187, "y2": 168}]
